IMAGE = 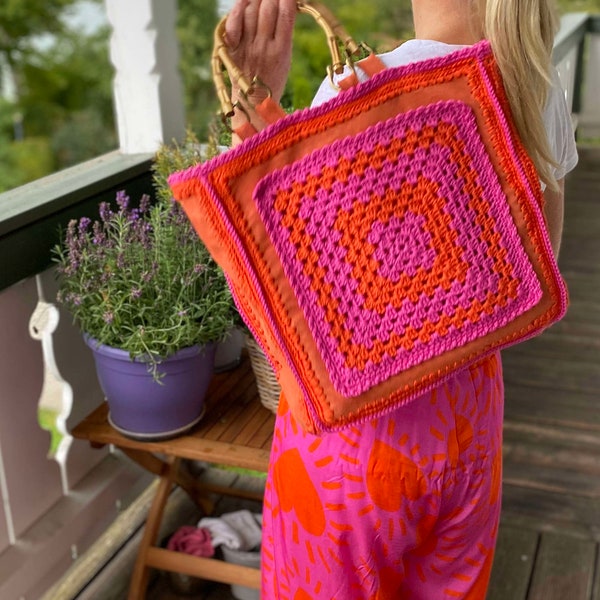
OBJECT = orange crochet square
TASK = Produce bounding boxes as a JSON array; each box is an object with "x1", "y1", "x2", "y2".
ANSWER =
[{"x1": 169, "y1": 41, "x2": 567, "y2": 432}]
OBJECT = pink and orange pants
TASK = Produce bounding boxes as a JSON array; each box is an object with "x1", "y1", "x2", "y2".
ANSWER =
[{"x1": 261, "y1": 353, "x2": 504, "y2": 599}]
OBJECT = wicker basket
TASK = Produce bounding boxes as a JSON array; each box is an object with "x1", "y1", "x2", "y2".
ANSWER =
[{"x1": 244, "y1": 335, "x2": 280, "y2": 413}]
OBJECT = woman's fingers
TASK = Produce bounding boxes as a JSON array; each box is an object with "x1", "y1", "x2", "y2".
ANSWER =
[
  {"x1": 275, "y1": 0, "x2": 297, "y2": 41},
  {"x1": 224, "y1": 0, "x2": 248, "y2": 50},
  {"x1": 222, "y1": 0, "x2": 298, "y2": 138},
  {"x1": 256, "y1": 0, "x2": 278, "y2": 40},
  {"x1": 242, "y1": 0, "x2": 259, "y2": 43},
  {"x1": 225, "y1": 0, "x2": 296, "y2": 51},
  {"x1": 223, "y1": 0, "x2": 298, "y2": 104}
]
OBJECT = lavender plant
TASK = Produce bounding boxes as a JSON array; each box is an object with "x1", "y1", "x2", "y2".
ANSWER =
[{"x1": 53, "y1": 189, "x2": 235, "y2": 377}]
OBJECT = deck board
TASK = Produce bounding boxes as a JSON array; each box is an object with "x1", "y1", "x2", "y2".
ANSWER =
[
  {"x1": 489, "y1": 149, "x2": 600, "y2": 598},
  {"x1": 527, "y1": 533, "x2": 596, "y2": 600},
  {"x1": 487, "y1": 525, "x2": 538, "y2": 600}
]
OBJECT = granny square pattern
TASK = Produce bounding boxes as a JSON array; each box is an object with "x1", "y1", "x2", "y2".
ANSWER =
[
  {"x1": 169, "y1": 41, "x2": 568, "y2": 432},
  {"x1": 254, "y1": 101, "x2": 542, "y2": 397}
]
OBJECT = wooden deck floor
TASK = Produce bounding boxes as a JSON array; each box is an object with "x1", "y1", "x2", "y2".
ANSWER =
[
  {"x1": 146, "y1": 147, "x2": 600, "y2": 600},
  {"x1": 487, "y1": 146, "x2": 600, "y2": 600}
]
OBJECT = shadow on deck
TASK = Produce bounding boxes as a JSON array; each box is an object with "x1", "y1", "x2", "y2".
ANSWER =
[{"x1": 143, "y1": 147, "x2": 600, "y2": 600}]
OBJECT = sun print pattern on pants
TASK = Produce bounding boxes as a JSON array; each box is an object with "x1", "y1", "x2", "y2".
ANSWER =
[{"x1": 261, "y1": 353, "x2": 504, "y2": 599}]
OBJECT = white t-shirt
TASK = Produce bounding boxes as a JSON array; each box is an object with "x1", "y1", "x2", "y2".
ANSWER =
[{"x1": 312, "y1": 39, "x2": 579, "y2": 181}]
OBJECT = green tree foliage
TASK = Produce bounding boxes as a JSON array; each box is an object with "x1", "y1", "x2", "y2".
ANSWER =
[
  {"x1": 558, "y1": 0, "x2": 600, "y2": 10},
  {"x1": 0, "y1": 0, "x2": 77, "y2": 62},
  {"x1": 0, "y1": 1, "x2": 115, "y2": 192},
  {"x1": 0, "y1": 0, "x2": 597, "y2": 193},
  {"x1": 176, "y1": 0, "x2": 221, "y2": 138},
  {"x1": 0, "y1": 137, "x2": 54, "y2": 188},
  {"x1": 19, "y1": 27, "x2": 115, "y2": 154},
  {"x1": 174, "y1": 0, "x2": 415, "y2": 122},
  {"x1": 0, "y1": 0, "x2": 80, "y2": 188},
  {"x1": 284, "y1": 0, "x2": 413, "y2": 109},
  {"x1": 176, "y1": 0, "x2": 600, "y2": 129}
]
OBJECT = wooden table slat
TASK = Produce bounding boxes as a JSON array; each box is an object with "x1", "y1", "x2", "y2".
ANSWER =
[
  {"x1": 145, "y1": 547, "x2": 260, "y2": 588},
  {"x1": 71, "y1": 357, "x2": 275, "y2": 472}
]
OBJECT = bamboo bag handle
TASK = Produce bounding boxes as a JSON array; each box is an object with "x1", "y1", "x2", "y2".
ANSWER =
[{"x1": 211, "y1": 0, "x2": 382, "y2": 139}]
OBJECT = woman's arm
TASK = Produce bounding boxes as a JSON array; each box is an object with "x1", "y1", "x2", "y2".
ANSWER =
[{"x1": 543, "y1": 178, "x2": 565, "y2": 259}]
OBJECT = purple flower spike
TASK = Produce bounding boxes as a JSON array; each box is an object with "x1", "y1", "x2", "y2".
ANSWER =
[
  {"x1": 66, "y1": 219, "x2": 77, "y2": 242},
  {"x1": 53, "y1": 182, "x2": 233, "y2": 367},
  {"x1": 79, "y1": 217, "x2": 91, "y2": 232},
  {"x1": 99, "y1": 202, "x2": 112, "y2": 222},
  {"x1": 92, "y1": 221, "x2": 105, "y2": 245},
  {"x1": 139, "y1": 194, "x2": 151, "y2": 214},
  {"x1": 116, "y1": 190, "x2": 129, "y2": 211}
]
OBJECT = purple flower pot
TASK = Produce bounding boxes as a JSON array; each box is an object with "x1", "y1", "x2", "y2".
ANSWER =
[{"x1": 85, "y1": 337, "x2": 216, "y2": 440}]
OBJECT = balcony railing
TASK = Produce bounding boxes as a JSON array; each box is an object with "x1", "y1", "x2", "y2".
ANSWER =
[{"x1": 0, "y1": 9, "x2": 598, "y2": 599}]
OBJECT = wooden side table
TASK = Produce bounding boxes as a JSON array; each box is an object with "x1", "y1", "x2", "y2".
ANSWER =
[{"x1": 72, "y1": 357, "x2": 275, "y2": 600}]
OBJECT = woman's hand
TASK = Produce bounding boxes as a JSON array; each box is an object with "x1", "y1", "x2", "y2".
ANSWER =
[{"x1": 224, "y1": 0, "x2": 297, "y2": 131}]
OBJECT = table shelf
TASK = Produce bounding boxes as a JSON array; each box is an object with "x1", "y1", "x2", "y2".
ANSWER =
[{"x1": 71, "y1": 356, "x2": 275, "y2": 599}]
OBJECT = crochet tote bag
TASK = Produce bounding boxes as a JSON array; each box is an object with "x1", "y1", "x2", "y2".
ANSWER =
[{"x1": 169, "y1": 1, "x2": 568, "y2": 434}]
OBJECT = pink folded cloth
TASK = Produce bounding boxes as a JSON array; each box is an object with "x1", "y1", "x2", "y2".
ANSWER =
[{"x1": 167, "y1": 525, "x2": 215, "y2": 557}]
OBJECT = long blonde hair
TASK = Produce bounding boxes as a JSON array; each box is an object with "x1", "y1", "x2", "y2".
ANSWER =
[{"x1": 474, "y1": 0, "x2": 560, "y2": 190}]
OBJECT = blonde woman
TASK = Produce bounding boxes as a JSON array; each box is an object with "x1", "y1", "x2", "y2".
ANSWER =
[{"x1": 223, "y1": 0, "x2": 578, "y2": 597}]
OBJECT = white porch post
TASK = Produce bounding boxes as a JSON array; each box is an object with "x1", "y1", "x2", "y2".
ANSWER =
[{"x1": 104, "y1": 0, "x2": 186, "y2": 153}]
